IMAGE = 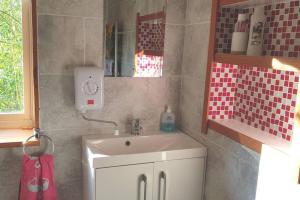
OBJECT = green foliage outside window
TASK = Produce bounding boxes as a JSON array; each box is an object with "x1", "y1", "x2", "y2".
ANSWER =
[{"x1": 0, "y1": 0, "x2": 24, "y2": 113}]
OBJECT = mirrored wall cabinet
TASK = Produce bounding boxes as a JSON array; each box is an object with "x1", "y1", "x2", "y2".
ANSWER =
[
  {"x1": 104, "y1": 0, "x2": 166, "y2": 77},
  {"x1": 202, "y1": 0, "x2": 300, "y2": 153}
]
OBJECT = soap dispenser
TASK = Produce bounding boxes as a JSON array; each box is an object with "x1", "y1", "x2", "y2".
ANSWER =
[{"x1": 160, "y1": 106, "x2": 176, "y2": 132}]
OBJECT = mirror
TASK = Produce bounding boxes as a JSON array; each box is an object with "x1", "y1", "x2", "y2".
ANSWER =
[{"x1": 104, "y1": 0, "x2": 166, "y2": 77}]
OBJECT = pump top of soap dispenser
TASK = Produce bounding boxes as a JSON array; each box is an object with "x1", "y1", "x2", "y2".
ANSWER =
[{"x1": 166, "y1": 106, "x2": 172, "y2": 113}]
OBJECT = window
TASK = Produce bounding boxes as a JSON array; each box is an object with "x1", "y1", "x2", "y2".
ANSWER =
[{"x1": 0, "y1": 0, "x2": 38, "y2": 129}]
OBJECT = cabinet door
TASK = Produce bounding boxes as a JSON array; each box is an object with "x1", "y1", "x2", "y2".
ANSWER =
[
  {"x1": 153, "y1": 158, "x2": 205, "y2": 200},
  {"x1": 96, "y1": 163, "x2": 154, "y2": 200}
]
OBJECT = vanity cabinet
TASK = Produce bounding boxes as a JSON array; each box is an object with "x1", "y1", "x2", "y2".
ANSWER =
[
  {"x1": 82, "y1": 133, "x2": 207, "y2": 200},
  {"x1": 95, "y1": 158, "x2": 205, "y2": 200}
]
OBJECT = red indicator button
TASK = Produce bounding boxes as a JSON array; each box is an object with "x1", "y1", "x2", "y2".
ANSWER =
[{"x1": 87, "y1": 100, "x2": 94, "y2": 105}]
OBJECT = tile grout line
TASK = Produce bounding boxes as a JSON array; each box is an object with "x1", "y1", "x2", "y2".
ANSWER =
[
  {"x1": 165, "y1": 22, "x2": 186, "y2": 26},
  {"x1": 39, "y1": 73, "x2": 74, "y2": 76},
  {"x1": 177, "y1": 0, "x2": 188, "y2": 125},
  {"x1": 37, "y1": 13, "x2": 103, "y2": 20},
  {"x1": 83, "y1": 18, "x2": 86, "y2": 65},
  {"x1": 185, "y1": 21, "x2": 210, "y2": 26}
]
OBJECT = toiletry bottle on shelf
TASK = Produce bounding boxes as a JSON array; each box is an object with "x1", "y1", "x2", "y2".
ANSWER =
[
  {"x1": 247, "y1": 6, "x2": 266, "y2": 56},
  {"x1": 160, "y1": 106, "x2": 176, "y2": 133},
  {"x1": 231, "y1": 13, "x2": 249, "y2": 55}
]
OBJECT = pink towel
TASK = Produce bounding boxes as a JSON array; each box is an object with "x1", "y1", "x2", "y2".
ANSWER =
[{"x1": 19, "y1": 154, "x2": 57, "y2": 200}]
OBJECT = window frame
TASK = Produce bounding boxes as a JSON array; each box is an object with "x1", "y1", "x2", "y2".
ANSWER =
[{"x1": 0, "y1": 0, "x2": 38, "y2": 129}]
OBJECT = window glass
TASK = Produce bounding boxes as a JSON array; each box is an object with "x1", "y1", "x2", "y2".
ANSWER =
[{"x1": 0, "y1": 0, "x2": 24, "y2": 113}]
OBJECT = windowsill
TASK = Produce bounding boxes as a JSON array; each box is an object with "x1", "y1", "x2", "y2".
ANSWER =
[{"x1": 0, "y1": 129, "x2": 39, "y2": 148}]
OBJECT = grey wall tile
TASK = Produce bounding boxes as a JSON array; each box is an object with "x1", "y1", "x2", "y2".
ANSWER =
[
  {"x1": 52, "y1": 131, "x2": 83, "y2": 184},
  {"x1": 180, "y1": 75, "x2": 205, "y2": 114},
  {"x1": 86, "y1": 77, "x2": 181, "y2": 132},
  {"x1": 147, "y1": 77, "x2": 181, "y2": 126},
  {"x1": 186, "y1": 0, "x2": 211, "y2": 24},
  {"x1": 182, "y1": 23, "x2": 210, "y2": 79},
  {"x1": 222, "y1": 133, "x2": 261, "y2": 165},
  {"x1": 204, "y1": 140, "x2": 241, "y2": 200},
  {"x1": 163, "y1": 24, "x2": 185, "y2": 76},
  {"x1": 84, "y1": 18, "x2": 103, "y2": 67},
  {"x1": 99, "y1": 78, "x2": 149, "y2": 123},
  {"x1": 39, "y1": 75, "x2": 91, "y2": 130},
  {"x1": 181, "y1": 130, "x2": 259, "y2": 200},
  {"x1": 37, "y1": 0, "x2": 102, "y2": 18},
  {"x1": 0, "y1": 149, "x2": 23, "y2": 186},
  {"x1": 56, "y1": 179, "x2": 82, "y2": 200},
  {"x1": 38, "y1": 15, "x2": 85, "y2": 75},
  {"x1": 180, "y1": 110, "x2": 202, "y2": 138},
  {"x1": 0, "y1": 185, "x2": 19, "y2": 200},
  {"x1": 166, "y1": 0, "x2": 186, "y2": 25}
]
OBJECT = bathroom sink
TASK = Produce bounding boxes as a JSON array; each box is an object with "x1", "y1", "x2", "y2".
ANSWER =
[{"x1": 82, "y1": 132, "x2": 207, "y2": 168}]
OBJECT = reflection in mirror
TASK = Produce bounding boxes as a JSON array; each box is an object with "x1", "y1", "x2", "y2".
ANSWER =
[{"x1": 104, "y1": 0, "x2": 166, "y2": 77}]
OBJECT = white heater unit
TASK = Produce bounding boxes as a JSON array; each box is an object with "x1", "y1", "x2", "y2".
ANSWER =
[{"x1": 74, "y1": 67, "x2": 104, "y2": 113}]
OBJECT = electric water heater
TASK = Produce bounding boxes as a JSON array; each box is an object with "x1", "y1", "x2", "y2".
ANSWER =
[{"x1": 74, "y1": 67, "x2": 104, "y2": 113}]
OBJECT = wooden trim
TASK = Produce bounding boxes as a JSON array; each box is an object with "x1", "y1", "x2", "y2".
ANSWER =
[
  {"x1": 136, "y1": 13, "x2": 140, "y2": 54},
  {"x1": 22, "y1": 0, "x2": 32, "y2": 127},
  {"x1": 0, "y1": 140, "x2": 39, "y2": 148},
  {"x1": 0, "y1": 0, "x2": 38, "y2": 129},
  {"x1": 201, "y1": 0, "x2": 218, "y2": 134},
  {"x1": 219, "y1": 0, "x2": 248, "y2": 6},
  {"x1": 208, "y1": 120, "x2": 262, "y2": 153},
  {"x1": 215, "y1": 53, "x2": 300, "y2": 71},
  {"x1": 136, "y1": 50, "x2": 164, "y2": 57},
  {"x1": 0, "y1": 129, "x2": 39, "y2": 148},
  {"x1": 31, "y1": 0, "x2": 39, "y2": 128},
  {"x1": 138, "y1": 11, "x2": 165, "y2": 22},
  {"x1": 0, "y1": 119, "x2": 33, "y2": 129}
]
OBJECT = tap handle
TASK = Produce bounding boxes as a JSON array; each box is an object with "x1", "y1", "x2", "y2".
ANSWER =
[
  {"x1": 132, "y1": 119, "x2": 144, "y2": 125},
  {"x1": 131, "y1": 118, "x2": 144, "y2": 135}
]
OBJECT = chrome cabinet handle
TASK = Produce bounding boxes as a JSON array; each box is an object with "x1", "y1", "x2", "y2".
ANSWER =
[
  {"x1": 139, "y1": 174, "x2": 147, "y2": 200},
  {"x1": 158, "y1": 171, "x2": 167, "y2": 200}
]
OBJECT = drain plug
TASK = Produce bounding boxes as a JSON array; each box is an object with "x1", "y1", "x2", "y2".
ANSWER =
[{"x1": 125, "y1": 141, "x2": 131, "y2": 146}]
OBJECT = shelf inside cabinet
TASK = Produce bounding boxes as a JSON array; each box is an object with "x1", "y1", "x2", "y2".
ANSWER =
[
  {"x1": 208, "y1": 119, "x2": 293, "y2": 154},
  {"x1": 214, "y1": 53, "x2": 300, "y2": 71},
  {"x1": 219, "y1": 0, "x2": 292, "y2": 7},
  {"x1": 219, "y1": 0, "x2": 248, "y2": 6}
]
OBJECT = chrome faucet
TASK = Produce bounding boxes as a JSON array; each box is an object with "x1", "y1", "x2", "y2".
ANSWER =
[{"x1": 131, "y1": 119, "x2": 143, "y2": 135}]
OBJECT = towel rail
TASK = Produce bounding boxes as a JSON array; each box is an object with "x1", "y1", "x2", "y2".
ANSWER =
[{"x1": 23, "y1": 128, "x2": 55, "y2": 155}]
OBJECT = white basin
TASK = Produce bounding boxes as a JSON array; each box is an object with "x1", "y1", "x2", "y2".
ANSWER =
[{"x1": 82, "y1": 132, "x2": 207, "y2": 168}]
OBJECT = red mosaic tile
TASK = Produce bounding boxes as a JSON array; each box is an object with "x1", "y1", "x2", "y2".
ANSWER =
[
  {"x1": 208, "y1": 62, "x2": 300, "y2": 143},
  {"x1": 234, "y1": 65, "x2": 299, "y2": 141},
  {"x1": 208, "y1": 62, "x2": 238, "y2": 120},
  {"x1": 136, "y1": 12, "x2": 165, "y2": 77},
  {"x1": 135, "y1": 54, "x2": 163, "y2": 77}
]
